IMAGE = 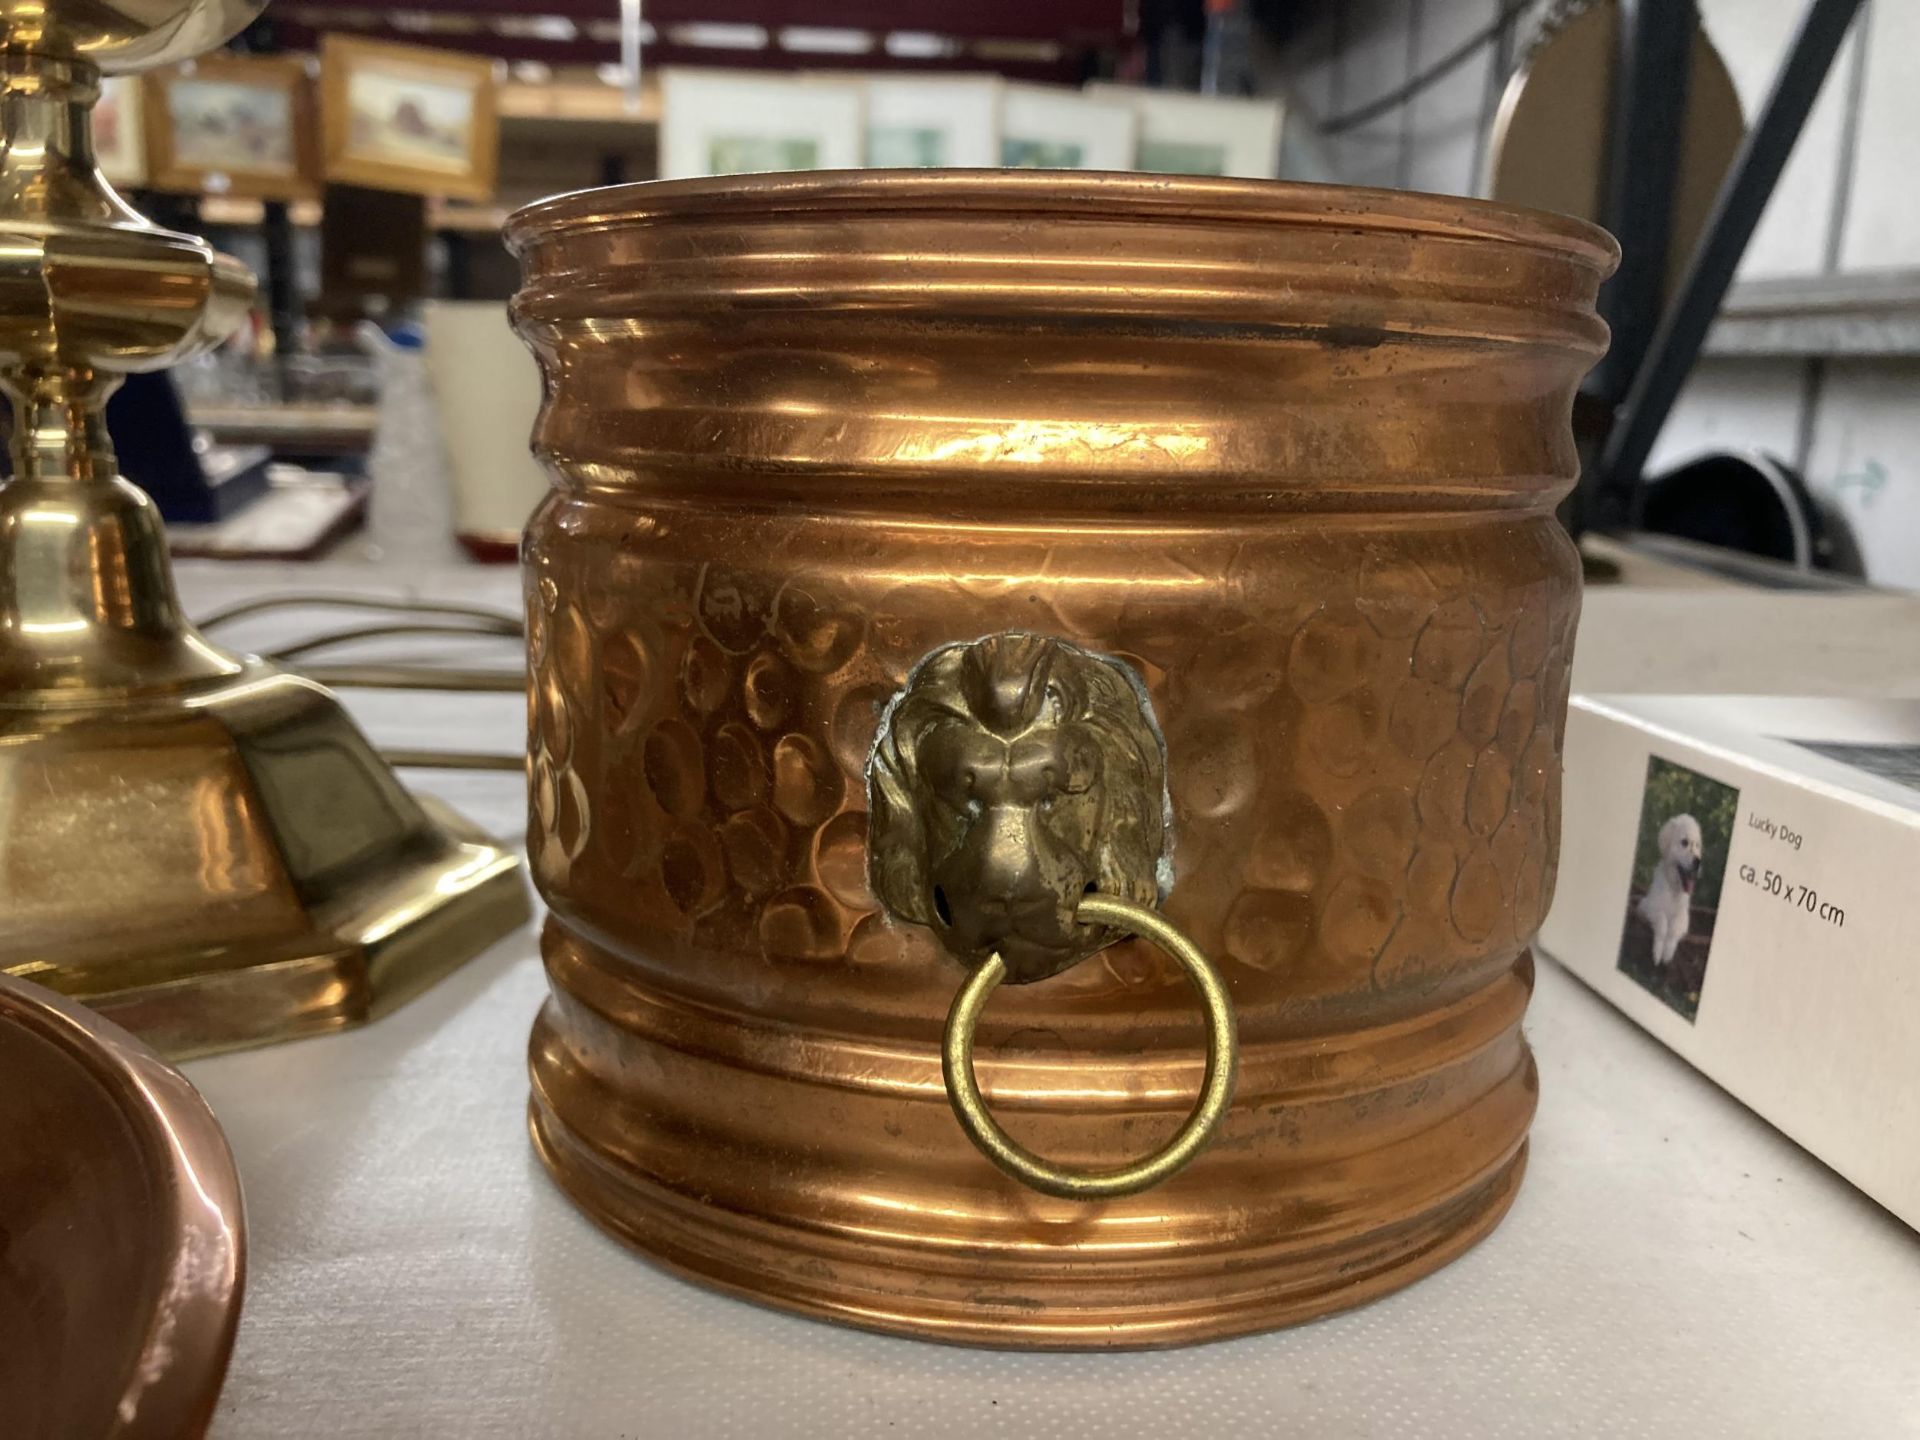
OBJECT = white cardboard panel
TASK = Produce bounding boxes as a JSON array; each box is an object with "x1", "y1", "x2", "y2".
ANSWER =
[
  {"x1": 1340, "y1": 0, "x2": 1416, "y2": 109},
  {"x1": 1804, "y1": 360, "x2": 1920, "y2": 589},
  {"x1": 1405, "y1": 122, "x2": 1481, "y2": 198},
  {"x1": 1645, "y1": 357, "x2": 1808, "y2": 476},
  {"x1": 1332, "y1": 0, "x2": 1414, "y2": 185},
  {"x1": 1697, "y1": 0, "x2": 1859, "y2": 278},
  {"x1": 1838, "y1": 0, "x2": 1920, "y2": 271},
  {"x1": 1338, "y1": 128, "x2": 1403, "y2": 189},
  {"x1": 1283, "y1": 9, "x2": 1339, "y2": 120},
  {"x1": 1406, "y1": 0, "x2": 1495, "y2": 197}
]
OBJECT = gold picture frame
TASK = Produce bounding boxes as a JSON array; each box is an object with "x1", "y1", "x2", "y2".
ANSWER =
[
  {"x1": 320, "y1": 35, "x2": 499, "y2": 202},
  {"x1": 143, "y1": 53, "x2": 318, "y2": 200}
]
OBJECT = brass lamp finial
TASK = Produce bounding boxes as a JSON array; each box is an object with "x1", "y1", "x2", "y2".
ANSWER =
[{"x1": 0, "y1": 0, "x2": 529, "y2": 1058}]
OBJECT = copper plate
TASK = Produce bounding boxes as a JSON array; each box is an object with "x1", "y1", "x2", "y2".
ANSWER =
[{"x1": 0, "y1": 976, "x2": 246, "y2": 1438}]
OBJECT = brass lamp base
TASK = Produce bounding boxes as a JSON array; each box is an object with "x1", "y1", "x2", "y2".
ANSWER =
[{"x1": 2, "y1": 659, "x2": 528, "y2": 1059}]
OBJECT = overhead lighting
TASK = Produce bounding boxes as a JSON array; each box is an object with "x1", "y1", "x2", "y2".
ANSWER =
[
  {"x1": 778, "y1": 27, "x2": 872, "y2": 55},
  {"x1": 494, "y1": 15, "x2": 577, "y2": 42},
  {"x1": 618, "y1": 0, "x2": 643, "y2": 114},
  {"x1": 386, "y1": 11, "x2": 480, "y2": 35},
  {"x1": 587, "y1": 19, "x2": 655, "y2": 43},
  {"x1": 885, "y1": 31, "x2": 956, "y2": 59},
  {"x1": 667, "y1": 22, "x2": 769, "y2": 50}
]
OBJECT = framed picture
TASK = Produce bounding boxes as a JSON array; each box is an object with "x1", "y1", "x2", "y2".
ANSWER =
[
  {"x1": 1086, "y1": 85, "x2": 1285, "y2": 179},
  {"x1": 661, "y1": 69, "x2": 863, "y2": 180},
  {"x1": 95, "y1": 75, "x2": 148, "y2": 187},
  {"x1": 144, "y1": 54, "x2": 317, "y2": 200},
  {"x1": 664, "y1": 70, "x2": 867, "y2": 181},
  {"x1": 320, "y1": 35, "x2": 499, "y2": 202},
  {"x1": 997, "y1": 85, "x2": 1135, "y2": 170},
  {"x1": 862, "y1": 75, "x2": 1001, "y2": 168}
]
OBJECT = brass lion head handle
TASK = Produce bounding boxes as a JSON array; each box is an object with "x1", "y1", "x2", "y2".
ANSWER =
[
  {"x1": 866, "y1": 632, "x2": 1172, "y2": 985},
  {"x1": 866, "y1": 632, "x2": 1237, "y2": 1199}
]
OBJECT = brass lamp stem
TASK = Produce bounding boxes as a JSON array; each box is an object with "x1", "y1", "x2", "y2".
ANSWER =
[
  {"x1": 2, "y1": 366, "x2": 118, "y2": 481},
  {"x1": 0, "y1": 50, "x2": 144, "y2": 227},
  {"x1": 0, "y1": 51, "x2": 147, "y2": 485},
  {"x1": 0, "y1": 41, "x2": 244, "y2": 692}
]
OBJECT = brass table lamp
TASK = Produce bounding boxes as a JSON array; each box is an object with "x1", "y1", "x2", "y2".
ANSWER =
[{"x1": 0, "y1": 0, "x2": 528, "y2": 1058}]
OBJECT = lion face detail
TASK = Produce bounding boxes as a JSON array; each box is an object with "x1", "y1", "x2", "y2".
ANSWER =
[{"x1": 865, "y1": 632, "x2": 1172, "y2": 983}]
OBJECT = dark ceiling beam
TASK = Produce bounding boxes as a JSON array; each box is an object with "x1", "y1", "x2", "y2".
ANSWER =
[
  {"x1": 282, "y1": 0, "x2": 1126, "y2": 44},
  {"x1": 272, "y1": 18, "x2": 1089, "y2": 82}
]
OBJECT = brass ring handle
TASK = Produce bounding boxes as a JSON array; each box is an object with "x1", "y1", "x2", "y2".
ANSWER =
[{"x1": 941, "y1": 894, "x2": 1239, "y2": 1200}]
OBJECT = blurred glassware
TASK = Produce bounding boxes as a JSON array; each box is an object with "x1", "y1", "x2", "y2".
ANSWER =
[
  {"x1": 171, "y1": 337, "x2": 271, "y2": 408},
  {"x1": 281, "y1": 349, "x2": 381, "y2": 407},
  {"x1": 358, "y1": 317, "x2": 463, "y2": 564}
]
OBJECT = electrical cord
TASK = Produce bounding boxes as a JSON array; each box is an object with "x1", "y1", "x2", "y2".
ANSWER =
[
  {"x1": 265, "y1": 621, "x2": 522, "y2": 663},
  {"x1": 196, "y1": 591, "x2": 523, "y2": 635},
  {"x1": 297, "y1": 663, "x2": 524, "y2": 692},
  {"x1": 193, "y1": 592, "x2": 526, "y2": 691},
  {"x1": 189, "y1": 594, "x2": 530, "y2": 769},
  {"x1": 379, "y1": 748, "x2": 524, "y2": 772}
]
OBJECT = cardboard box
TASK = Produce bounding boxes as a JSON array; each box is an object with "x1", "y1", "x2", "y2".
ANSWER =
[{"x1": 1540, "y1": 694, "x2": 1920, "y2": 1230}]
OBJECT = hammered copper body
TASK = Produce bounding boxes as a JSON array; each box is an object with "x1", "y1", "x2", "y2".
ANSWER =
[
  {"x1": 0, "y1": 976, "x2": 245, "y2": 1437},
  {"x1": 510, "y1": 172, "x2": 1616, "y2": 1348}
]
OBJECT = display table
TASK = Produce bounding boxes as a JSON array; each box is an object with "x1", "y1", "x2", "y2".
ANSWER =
[{"x1": 173, "y1": 560, "x2": 1920, "y2": 1438}]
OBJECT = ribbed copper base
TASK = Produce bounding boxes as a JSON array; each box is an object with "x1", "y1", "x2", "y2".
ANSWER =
[{"x1": 527, "y1": 924, "x2": 1537, "y2": 1349}]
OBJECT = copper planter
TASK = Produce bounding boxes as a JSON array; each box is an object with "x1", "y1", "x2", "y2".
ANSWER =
[{"x1": 509, "y1": 172, "x2": 1616, "y2": 1347}]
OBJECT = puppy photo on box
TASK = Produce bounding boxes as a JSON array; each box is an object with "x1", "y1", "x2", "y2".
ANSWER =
[{"x1": 1617, "y1": 757, "x2": 1739, "y2": 1022}]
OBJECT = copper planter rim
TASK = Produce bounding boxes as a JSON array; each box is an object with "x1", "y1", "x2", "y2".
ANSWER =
[
  {"x1": 509, "y1": 169, "x2": 1620, "y2": 514},
  {"x1": 505, "y1": 166, "x2": 1618, "y2": 267},
  {"x1": 0, "y1": 976, "x2": 246, "y2": 1439}
]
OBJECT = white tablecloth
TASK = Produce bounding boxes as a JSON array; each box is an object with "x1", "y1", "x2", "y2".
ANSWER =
[{"x1": 174, "y1": 562, "x2": 1920, "y2": 1438}]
